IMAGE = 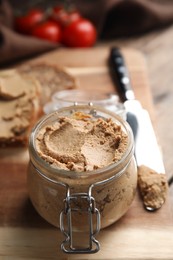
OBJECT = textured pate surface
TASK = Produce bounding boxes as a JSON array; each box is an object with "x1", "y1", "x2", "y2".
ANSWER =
[
  {"x1": 36, "y1": 112, "x2": 128, "y2": 172},
  {"x1": 138, "y1": 165, "x2": 168, "y2": 209}
]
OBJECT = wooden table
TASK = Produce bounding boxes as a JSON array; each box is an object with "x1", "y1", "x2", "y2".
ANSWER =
[{"x1": 0, "y1": 25, "x2": 173, "y2": 259}]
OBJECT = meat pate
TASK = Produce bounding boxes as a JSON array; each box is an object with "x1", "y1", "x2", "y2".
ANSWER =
[{"x1": 35, "y1": 112, "x2": 128, "y2": 172}]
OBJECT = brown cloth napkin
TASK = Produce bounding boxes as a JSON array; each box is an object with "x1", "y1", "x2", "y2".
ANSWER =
[
  {"x1": 76, "y1": 0, "x2": 173, "y2": 38},
  {"x1": 1, "y1": 0, "x2": 173, "y2": 66}
]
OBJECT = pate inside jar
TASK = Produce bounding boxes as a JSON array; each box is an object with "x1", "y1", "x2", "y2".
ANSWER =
[{"x1": 27, "y1": 105, "x2": 137, "y2": 252}]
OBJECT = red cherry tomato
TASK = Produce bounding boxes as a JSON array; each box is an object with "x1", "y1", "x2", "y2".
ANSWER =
[
  {"x1": 31, "y1": 21, "x2": 62, "y2": 43},
  {"x1": 51, "y1": 6, "x2": 81, "y2": 27},
  {"x1": 68, "y1": 11, "x2": 81, "y2": 24},
  {"x1": 62, "y1": 19, "x2": 97, "y2": 47},
  {"x1": 15, "y1": 9, "x2": 45, "y2": 34}
]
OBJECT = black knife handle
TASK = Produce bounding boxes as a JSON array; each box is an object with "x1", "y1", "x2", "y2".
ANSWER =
[{"x1": 110, "y1": 47, "x2": 134, "y2": 101}]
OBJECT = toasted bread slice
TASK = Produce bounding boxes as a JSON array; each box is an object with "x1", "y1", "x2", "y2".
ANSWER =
[
  {"x1": 0, "y1": 63, "x2": 77, "y2": 147},
  {"x1": 18, "y1": 62, "x2": 78, "y2": 105},
  {"x1": 0, "y1": 70, "x2": 41, "y2": 147}
]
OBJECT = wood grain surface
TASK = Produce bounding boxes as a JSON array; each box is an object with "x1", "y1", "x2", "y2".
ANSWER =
[{"x1": 0, "y1": 47, "x2": 173, "y2": 259}]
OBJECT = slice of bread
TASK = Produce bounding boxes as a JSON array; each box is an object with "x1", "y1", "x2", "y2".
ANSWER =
[
  {"x1": 0, "y1": 63, "x2": 77, "y2": 147},
  {"x1": 0, "y1": 69, "x2": 41, "y2": 147},
  {"x1": 18, "y1": 62, "x2": 78, "y2": 105}
]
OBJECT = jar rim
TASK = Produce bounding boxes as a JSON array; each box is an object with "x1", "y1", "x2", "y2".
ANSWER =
[
  {"x1": 29, "y1": 105, "x2": 134, "y2": 181},
  {"x1": 43, "y1": 89, "x2": 126, "y2": 118},
  {"x1": 52, "y1": 89, "x2": 119, "y2": 103}
]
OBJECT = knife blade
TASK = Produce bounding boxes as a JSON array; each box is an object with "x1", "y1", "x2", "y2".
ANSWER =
[{"x1": 109, "y1": 47, "x2": 168, "y2": 211}]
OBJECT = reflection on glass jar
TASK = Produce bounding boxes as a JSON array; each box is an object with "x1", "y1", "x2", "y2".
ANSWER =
[{"x1": 27, "y1": 105, "x2": 137, "y2": 253}]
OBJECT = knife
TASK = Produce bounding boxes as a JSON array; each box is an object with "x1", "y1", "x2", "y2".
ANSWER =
[{"x1": 109, "y1": 47, "x2": 168, "y2": 211}]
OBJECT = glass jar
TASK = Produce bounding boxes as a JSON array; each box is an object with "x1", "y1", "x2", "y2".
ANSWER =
[{"x1": 27, "y1": 105, "x2": 137, "y2": 253}]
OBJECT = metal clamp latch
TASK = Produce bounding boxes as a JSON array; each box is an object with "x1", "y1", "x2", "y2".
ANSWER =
[{"x1": 60, "y1": 187, "x2": 100, "y2": 254}]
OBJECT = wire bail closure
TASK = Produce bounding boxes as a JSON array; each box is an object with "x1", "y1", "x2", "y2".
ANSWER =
[{"x1": 60, "y1": 185, "x2": 101, "y2": 254}]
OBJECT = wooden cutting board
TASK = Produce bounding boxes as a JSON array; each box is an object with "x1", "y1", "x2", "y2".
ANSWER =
[{"x1": 0, "y1": 47, "x2": 172, "y2": 259}]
